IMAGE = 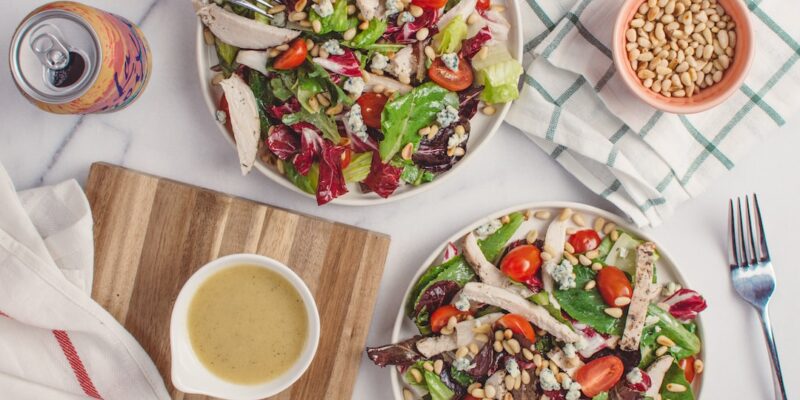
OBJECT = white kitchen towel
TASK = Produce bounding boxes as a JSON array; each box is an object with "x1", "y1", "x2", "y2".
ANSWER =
[
  {"x1": 0, "y1": 162, "x2": 169, "y2": 399},
  {"x1": 506, "y1": 0, "x2": 800, "y2": 226}
]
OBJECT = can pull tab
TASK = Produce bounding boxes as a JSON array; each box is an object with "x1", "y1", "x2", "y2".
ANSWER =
[{"x1": 30, "y1": 31, "x2": 71, "y2": 70}]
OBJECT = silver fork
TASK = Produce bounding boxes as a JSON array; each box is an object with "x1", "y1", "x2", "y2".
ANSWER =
[
  {"x1": 224, "y1": 0, "x2": 277, "y2": 18},
  {"x1": 729, "y1": 194, "x2": 787, "y2": 400}
]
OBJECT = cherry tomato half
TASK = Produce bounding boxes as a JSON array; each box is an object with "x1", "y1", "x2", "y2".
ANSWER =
[
  {"x1": 496, "y1": 314, "x2": 536, "y2": 342},
  {"x1": 428, "y1": 56, "x2": 474, "y2": 92},
  {"x1": 430, "y1": 305, "x2": 470, "y2": 333},
  {"x1": 576, "y1": 355, "x2": 625, "y2": 397},
  {"x1": 596, "y1": 266, "x2": 633, "y2": 307},
  {"x1": 273, "y1": 38, "x2": 307, "y2": 70},
  {"x1": 356, "y1": 92, "x2": 388, "y2": 129},
  {"x1": 476, "y1": 0, "x2": 490, "y2": 11},
  {"x1": 463, "y1": 396, "x2": 480, "y2": 400},
  {"x1": 412, "y1": 0, "x2": 447, "y2": 9},
  {"x1": 568, "y1": 229, "x2": 602, "y2": 253},
  {"x1": 679, "y1": 356, "x2": 696, "y2": 383},
  {"x1": 500, "y1": 245, "x2": 542, "y2": 283}
]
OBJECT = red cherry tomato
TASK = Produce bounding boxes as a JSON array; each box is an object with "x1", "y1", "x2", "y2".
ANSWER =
[
  {"x1": 596, "y1": 266, "x2": 633, "y2": 307},
  {"x1": 428, "y1": 56, "x2": 474, "y2": 92},
  {"x1": 568, "y1": 229, "x2": 602, "y2": 253},
  {"x1": 412, "y1": 0, "x2": 447, "y2": 9},
  {"x1": 576, "y1": 355, "x2": 625, "y2": 397},
  {"x1": 218, "y1": 94, "x2": 232, "y2": 132},
  {"x1": 496, "y1": 314, "x2": 536, "y2": 342},
  {"x1": 476, "y1": 0, "x2": 490, "y2": 11},
  {"x1": 500, "y1": 245, "x2": 542, "y2": 283},
  {"x1": 679, "y1": 356, "x2": 696, "y2": 383},
  {"x1": 341, "y1": 148, "x2": 352, "y2": 169},
  {"x1": 430, "y1": 305, "x2": 470, "y2": 333},
  {"x1": 273, "y1": 38, "x2": 307, "y2": 70},
  {"x1": 356, "y1": 92, "x2": 388, "y2": 129},
  {"x1": 463, "y1": 396, "x2": 480, "y2": 400}
]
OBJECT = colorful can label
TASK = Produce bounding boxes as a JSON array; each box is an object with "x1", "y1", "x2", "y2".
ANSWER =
[{"x1": 9, "y1": 1, "x2": 152, "y2": 114}]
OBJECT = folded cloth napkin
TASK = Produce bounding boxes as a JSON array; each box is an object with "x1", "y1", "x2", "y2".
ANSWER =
[
  {"x1": 0, "y1": 162, "x2": 168, "y2": 399},
  {"x1": 506, "y1": 0, "x2": 800, "y2": 226}
]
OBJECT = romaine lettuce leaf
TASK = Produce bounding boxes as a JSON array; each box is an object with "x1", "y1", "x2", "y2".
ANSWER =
[
  {"x1": 343, "y1": 152, "x2": 372, "y2": 183},
  {"x1": 432, "y1": 15, "x2": 468, "y2": 53}
]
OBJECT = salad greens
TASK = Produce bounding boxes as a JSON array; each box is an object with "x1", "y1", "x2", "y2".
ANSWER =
[
  {"x1": 367, "y1": 207, "x2": 707, "y2": 400},
  {"x1": 199, "y1": 0, "x2": 523, "y2": 204},
  {"x1": 379, "y1": 83, "x2": 459, "y2": 162}
]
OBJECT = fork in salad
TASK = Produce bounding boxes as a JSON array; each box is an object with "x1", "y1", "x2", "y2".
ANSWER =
[
  {"x1": 367, "y1": 208, "x2": 708, "y2": 400},
  {"x1": 194, "y1": 0, "x2": 523, "y2": 205}
]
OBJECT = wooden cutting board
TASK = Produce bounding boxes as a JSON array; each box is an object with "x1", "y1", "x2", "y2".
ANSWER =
[{"x1": 85, "y1": 163, "x2": 391, "y2": 399}]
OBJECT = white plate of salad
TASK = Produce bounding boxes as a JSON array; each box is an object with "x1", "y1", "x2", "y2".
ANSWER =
[
  {"x1": 193, "y1": 0, "x2": 523, "y2": 206},
  {"x1": 367, "y1": 202, "x2": 708, "y2": 400}
]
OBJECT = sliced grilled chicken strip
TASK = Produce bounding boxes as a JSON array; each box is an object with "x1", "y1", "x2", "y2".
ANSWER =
[
  {"x1": 542, "y1": 217, "x2": 567, "y2": 309},
  {"x1": 235, "y1": 50, "x2": 269, "y2": 75},
  {"x1": 436, "y1": 0, "x2": 477, "y2": 29},
  {"x1": 644, "y1": 355, "x2": 675, "y2": 397},
  {"x1": 364, "y1": 75, "x2": 413, "y2": 94},
  {"x1": 195, "y1": 1, "x2": 300, "y2": 49},
  {"x1": 355, "y1": 0, "x2": 384, "y2": 21},
  {"x1": 416, "y1": 335, "x2": 456, "y2": 358},
  {"x1": 620, "y1": 242, "x2": 659, "y2": 351},
  {"x1": 415, "y1": 312, "x2": 503, "y2": 358},
  {"x1": 461, "y1": 282, "x2": 579, "y2": 343},
  {"x1": 218, "y1": 74, "x2": 260, "y2": 175},
  {"x1": 462, "y1": 232, "x2": 534, "y2": 298}
]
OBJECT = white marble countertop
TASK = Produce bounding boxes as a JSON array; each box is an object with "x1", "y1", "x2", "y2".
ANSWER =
[{"x1": 1, "y1": 1, "x2": 798, "y2": 399}]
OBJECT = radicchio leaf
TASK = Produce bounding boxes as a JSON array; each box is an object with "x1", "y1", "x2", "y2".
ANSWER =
[
  {"x1": 386, "y1": 9, "x2": 440, "y2": 43},
  {"x1": 266, "y1": 125, "x2": 300, "y2": 160},
  {"x1": 316, "y1": 144, "x2": 348, "y2": 205},
  {"x1": 366, "y1": 336, "x2": 423, "y2": 368},
  {"x1": 458, "y1": 86, "x2": 483, "y2": 120},
  {"x1": 412, "y1": 121, "x2": 470, "y2": 173},
  {"x1": 624, "y1": 368, "x2": 652, "y2": 392},
  {"x1": 414, "y1": 280, "x2": 461, "y2": 315},
  {"x1": 363, "y1": 152, "x2": 402, "y2": 198},
  {"x1": 542, "y1": 390, "x2": 566, "y2": 400},
  {"x1": 313, "y1": 49, "x2": 362, "y2": 77},
  {"x1": 572, "y1": 322, "x2": 611, "y2": 358},
  {"x1": 467, "y1": 342, "x2": 496, "y2": 378},
  {"x1": 341, "y1": 120, "x2": 379, "y2": 152},
  {"x1": 268, "y1": 98, "x2": 301, "y2": 119},
  {"x1": 292, "y1": 122, "x2": 324, "y2": 175},
  {"x1": 439, "y1": 363, "x2": 467, "y2": 398},
  {"x1": 460, "y1": 26, "x2": 492, "y2": 59},
  {"x1": 663, "y1": 288, "x2": 708, "y2": 321},
  {"x1": 442, "y1": 242, "x2": 459, "y2": 262}
]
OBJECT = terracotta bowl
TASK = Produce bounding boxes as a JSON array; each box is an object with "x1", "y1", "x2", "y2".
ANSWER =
[{"x1": 612, "y1": 0, "x2": 753, "y2": 114}]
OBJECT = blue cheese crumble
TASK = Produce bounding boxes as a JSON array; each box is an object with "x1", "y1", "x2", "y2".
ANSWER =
[
  {"x1": 312, "y1": 0, "x2": 334, "y2": 17},
  {"x1": 453, "y1": 357, "x2": 474, "y2": 371},
  {"x1": 563, "y1": 343, "x2": 577, "y2": 359},
  {"x1": 270, "y1": 11, "x2": 287, "y2": 27},
  {"x1": 454, "y1": 294, "x2": 470, "y2": 312},
  {"x1": 546, "y1": 259, "x2": 577, "y2": 290},
  {"x1": 626, "y1": 368, "x2": 643, "y2": 384},
  {"x1": 539, "y1": 368, "x2": 561, "y2": 391},
  {"x1": 344, "y1": 77, "x2": 365, "y2": 97},
  {"x1": 441, "y1": 53, "x2": 459, "y2": 72},
  {"x1": 475, "y1": 219, "x2": 502, "y2": 237},
  {"x1": 371, "y1": 53, "x2": 389, "y2": 71},
  {"x1": 437, "y1": 105, "x2": 459, "y2": 128},
  {"x1": 385, "y1": 0, "x2": 402, "y2": 16},
  {"x1": 398, "y1": 11, "x2": 415, "y2": 24},
  {"x1": 565, "y1": 382, "x2": 582, "y2": 400},
  {"x1": 662, "y1": 281, "x2": 681, "y2": 297},
  {"x1": 322, "y1": 39, "x2": 344, "y2": 56},
  {"x1": 346, "y1": 104, "x2": 369, "y2": 141},
  {"x1": 505, "y1": 358, "x2": 520, "y2": 378}
]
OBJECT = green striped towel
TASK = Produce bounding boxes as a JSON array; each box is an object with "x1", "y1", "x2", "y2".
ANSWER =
[{"x1": 505, "y1": 0, "x2": 800, "y2": 226}]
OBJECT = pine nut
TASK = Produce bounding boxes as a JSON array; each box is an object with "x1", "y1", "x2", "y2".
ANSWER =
[
  {"x1": 415, "y1": 27, "x2": 429, "y2": 41},
  {"x1": 610, "y1": 230, "x2": 620, "y2": 241},
  {"x1": 410, "y1": 4, "x2": 424, "y2": 17},
  {"x1": 484, "y1": 384, "x2": 497, "y2": 398},
  {"x1": 572, "y1": 213, "x2": 586, "y2": 227},
  {"x1": 534, "y1": 210, "x2": 552, "y2": 220},
  {"x1": 694, "y1": 359, "x2": 704, "y2": 374},
  {"x1": 468, "y1": 11, "x2": 481, "y2": 24},
  {"x1": 422, "y1": 361, "x2": 434, "y2": 372},
  {"x1": 604, "y1": 307, "x2": 623, "y2": 318},
  {"x1": 475, "y1": 333, "x2": 489, "y2": 343},
  {"x1": 522, "y1": 369, "x2": 531, "y2": 384},
  {"x1": 289, "y1": 11, "x2": 307, "y2": 21},
  {"x1": 482, "y1": 105, "x2": 496, "y2": 115},
  {"x1": 559, "y1": 208, "x2": 573, "y2": 222},
  {"x1": 410, "y1": 368, "x2": 422, "y2": 383},
  {"x1": 469, "y1": 343, "x2": 480, "y2": 355},
  {"x1": 440, "y1": 325, "x2": 454, "y2": 335},
  {"x1": 343, "y1": 27, "x2": 357, "y2": 41},
  {"x1": 666, "y1": 383, "x2": 687, "y2": 392},
  {"x1": 522, "y1": 348, "x2": 534, "y2": 360},
  {"x1": 585, "y1": 280, "x2": 597, "y2": 290},
  {"x1": 656, "y1": 345, "x2": 669, "y2": 356},
  {"x1": 592, "y1": 262, "x2": 603, "y2": 271},
  {"x1": 424, "y1": 45, "x2": 436, "y2": 60},
  {"x1": 493, "y1": 340, "x2": 503, "y2": 353},
  {"x1": 603, "y1": 222, "x2": 617, "y2": 235},
  {"x1": 615, "y1": 296, "x2": 632, "y2": 306},
  {"x1": 532, "y1": 353, "x2": 543, "y2": 368},
  {"x1": 471, "y1": 388, "x2": 485, "y2": 398},
  {"x1": 657, "y1": 335, "x2": 676, "y2": 347},
  {"x1": 505, "y1": 374, "x2": 516, "y2": 390},
  {"x1": 507, "y1": 339, "x2": 521, "y2": 354},
  {"x1": 503, "y1": 329, "x2": 513, "y2": 339},
  {"x1": 526, "y1": 229, "x2": 539, "y2": 244},
  {"x1": 593, "y1": 217, "x2": 605, "y2": 232},
  {"x1": 564, "y1": 242, "x2": 575, "y2": 253},
  {"x1": 541, "y1": 251, "x2": 553, "y2": 261},
  {"x1": 494, "y1": 330, "x2": 504, "y2": 341},
  {"x1": 579, "y1": 254, "x2": 592, "y2": 266},
  {"x1": 565, "y1": 253, "x2": 578, "y2": 266},
  {"x1": 468, "y1": 383, "x2": 482, "y2": 393},
  {"x1": 585, "y1": 249, "x2": 599, "y2": 259}
]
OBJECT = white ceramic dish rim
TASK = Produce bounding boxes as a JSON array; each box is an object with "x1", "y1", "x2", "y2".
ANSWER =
[
  {"x1": 170, "y1": 253, "x2": 321, "y2": 400},
  {"x1": 194, "y1": 1, "x2": 524, "y2": 206},
  {"x1": 388, "y1": 201, "x2": 705, "y2": 399}
]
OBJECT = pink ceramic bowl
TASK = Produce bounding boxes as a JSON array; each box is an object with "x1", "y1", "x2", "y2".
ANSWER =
[{"x1": 612, "y1": 0, "x2": 753, "y2": 114}]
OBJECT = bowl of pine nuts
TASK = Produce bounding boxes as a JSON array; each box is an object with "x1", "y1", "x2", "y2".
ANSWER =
[{"x1": 613, "y1": 0, "x2": 753, "y2": 114}]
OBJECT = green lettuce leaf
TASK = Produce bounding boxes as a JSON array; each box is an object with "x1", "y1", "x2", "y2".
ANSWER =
[
  {"x1": 282, "y1": 160, "x2": 317, "y2": 194},
  {"x1": 281, "y1": 109, "x2": 341, "y2": 143},
  {"x1": 432, "y1": 15, "x2": 467, "y2": 53},
  {"x1": 215, "y1": 37, "x2": 238, "y2": 75},
  {"x1": 478, "y1": 212, "x2": 524, "y2": 262},
  {"x1": 308, "y1": 0, "x2": 354, "y2": 33},
  {"x1": 661, "y1": 362, "x2": 695, "y2": 400},
  {"x1": 343, "y1": 152, "x2": 372, "y2": 183},
  {"x1": 379, "y1": 82, "x2": 458, "y2": 162},
  {"x1": 347, "y1": 18, "x2": 387, "y2": 48}
]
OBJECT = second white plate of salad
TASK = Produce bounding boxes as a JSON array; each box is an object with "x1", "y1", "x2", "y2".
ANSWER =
[
  {"x1": 367, "y1": 202, "x2": 707, "y2": 400},
  {"x1": 193, "y1": 0, "x2": 523, "y2": 206}
]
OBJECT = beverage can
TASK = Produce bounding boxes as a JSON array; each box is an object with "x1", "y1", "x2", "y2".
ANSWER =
[{"x1": 9, "y1": 1, "x2": 152, "y2": 114}]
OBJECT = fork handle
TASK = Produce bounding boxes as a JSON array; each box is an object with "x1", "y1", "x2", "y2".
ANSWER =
[{"x1": 759, "y1": 307, "x2": 787, "y2": 400}]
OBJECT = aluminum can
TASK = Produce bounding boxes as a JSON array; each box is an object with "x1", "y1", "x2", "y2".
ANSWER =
[{"x1": 9, "y1": 1, "x2": 152, "y2": 114}]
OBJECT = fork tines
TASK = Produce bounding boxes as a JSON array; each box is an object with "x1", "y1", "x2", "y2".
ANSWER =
[
  {"x1": 729, "y1": 193, "x2": 770, "y2": 269},
  {"x1": 225, "y1": 0, "x2": 276, "y2": 17}
]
